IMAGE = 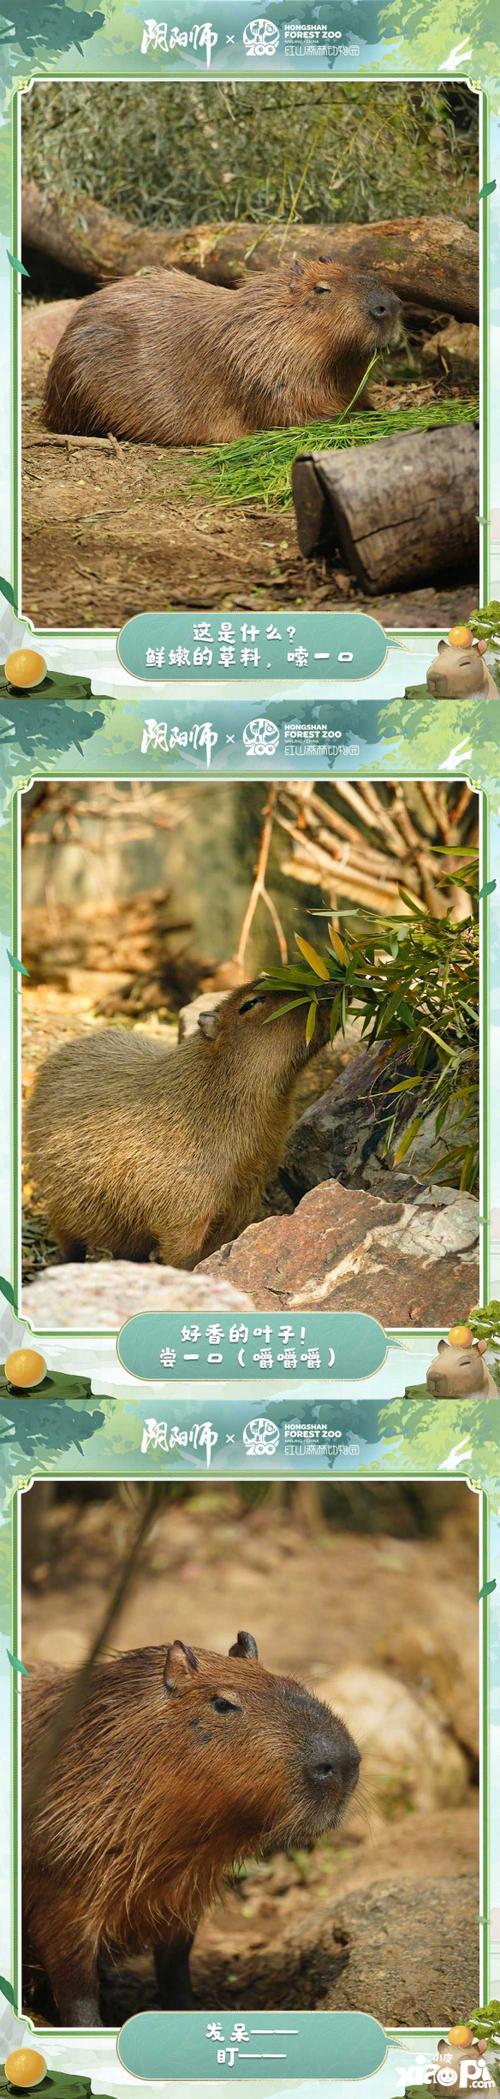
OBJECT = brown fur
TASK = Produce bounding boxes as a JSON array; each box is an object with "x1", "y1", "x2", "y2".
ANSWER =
[
  {"x1": 43, "y1": 260, "x2": 401, "y2": 444},
  {"x1": 26, "y1": 980, "x2": 332, "y2": 1269},
  {"x1": 23, "y1": 1633, "x2": 360, "y2": 2023}
]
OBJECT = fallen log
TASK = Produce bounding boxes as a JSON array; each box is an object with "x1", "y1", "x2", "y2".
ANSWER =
[
  {"x1": 292, "y1": 422, "x2": 479, "y2": 593},
  {"x1": 22, "y1": 181, "x2": 478, "y2": 317}
]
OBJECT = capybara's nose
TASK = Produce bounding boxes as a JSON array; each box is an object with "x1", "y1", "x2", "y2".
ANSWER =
[
  {"x1": 308, "y1": 1734, "x2": 360, "y2": 1792},
  {"x1": 428, "y1": 1376, "x2": 446, "y2": 1396},
  {"x1": 368, "y1": 290, "x2": 400, "y2": 321},
  {"x1": 427, "y1": 677, "x2": 447, "y2": 696}
]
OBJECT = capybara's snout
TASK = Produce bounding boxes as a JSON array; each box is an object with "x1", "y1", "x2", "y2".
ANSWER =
[
  {"x1": 301, "y1": 1707, "x2": 360, "y2": 1833},
  {"x1": 307, "y1": 1725, "x2": 360, "y2": 1798},
  {"x1": 365, "y1": 282, "x2": 401, "y2": 343}
]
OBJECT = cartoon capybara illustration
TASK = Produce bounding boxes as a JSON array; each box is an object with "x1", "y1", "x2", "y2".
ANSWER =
[
  {"x1": 426, "y1": 1338, "x2": 498, "y2": 1399},
  {"x1": 428, "y1": 2037, "x2": 493, "y2": 2091},
  {"x1": 426, "y1": 638, "x2": 498, "y2": 700}
]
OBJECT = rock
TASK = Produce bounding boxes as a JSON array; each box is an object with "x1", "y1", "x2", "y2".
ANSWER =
[
  {"x1": 23, "y1": 1261, "x2": 255, "y2": 1328},
  {"x1": 319, "y1": 1663, "x2": 469, "y2": 1812},
  {"x1": 422, "y1": 319, "x2": 480, "y2": 382},
  {"x1": 192, "y1": 1874, "x2": 478, "y2": 2021},
  {"x1": 375, "y1": 1623, "x2": 479, "y2": 1763},
  {"x1": 23, "y1": 299, "x2": 80, "y2": 363},
  {"x1": 277, "y1": 1040, "x2": 473, "y2": 1201},
  {"x1": 197, "y1": 1177, "x2": 479, "y2": 1322},
  {"x1": 326, "y1": 1873, "x2": 478, "y2": 2022}
]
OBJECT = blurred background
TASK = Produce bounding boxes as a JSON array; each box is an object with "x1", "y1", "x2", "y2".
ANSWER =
[
  {"x1": 22, "y1": 81, "x2": 477, "y2": 262},
  {"x1": 22, "y1": 1477, "x2": 479, "y2": 2022}
]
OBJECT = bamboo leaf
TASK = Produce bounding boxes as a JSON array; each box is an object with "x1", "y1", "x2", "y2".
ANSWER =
[
  {"x1": 265, "y1": 998, "x2": 310, "y2": 1022},
  {"x1": 329, "y1": 928, "x2": 348, "y2": 967},
  {"x1": 394, "y1": 1116, "x2": 421, "y2": 1162},
  {"x1": 398, "y1": 887, "x2": 428, "y2": 916},
  {"x1": 305, "y1": 1000, "x2": 317, "y2": 1043},
  {"x1": 295, "y1": 935, "x2": 331, "y2": 980}
]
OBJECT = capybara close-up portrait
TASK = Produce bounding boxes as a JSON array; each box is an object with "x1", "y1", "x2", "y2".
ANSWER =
[
  {"x1": 21, "y1": 79, "x2": 479, "y2": 627},
  {"x1": 22, "y1": 1478, "x2": 479, "y2": 2026},
  {"x1": 21, "y1": 776, "x2": 480, "y2": 1334}
]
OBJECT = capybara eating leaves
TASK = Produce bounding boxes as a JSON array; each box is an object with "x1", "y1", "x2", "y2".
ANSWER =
[
  {"x1": 23, "y1": 1630, "x2": 360, "y2": 2023},
  {"x1": 26, "y1": 979, "x2": 332, "y2": 1269},
  {"x1": 44, "y1": 259, "x2": 401, "y2": 444}
]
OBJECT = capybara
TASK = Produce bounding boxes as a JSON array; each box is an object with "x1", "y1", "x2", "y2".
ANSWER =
[
  {"x1": 26, "y1": 980, "x2": 332, "y2": 1269},
  {"x1": 426, "y1": 639, "x2": 498, "y2": 701},
  {"x1": 430, "y1": 2039, "x2": 492, "y2": 2090},
  {"x1": 43, "y1": 259, "x2": 402, "y2": 444},
  {"x1": 23, "y1": 1630, "x2": 360, "y2": 2024},
  {"x1": 426, "y1": 1338, "x2": 498, "y2": 1399}
]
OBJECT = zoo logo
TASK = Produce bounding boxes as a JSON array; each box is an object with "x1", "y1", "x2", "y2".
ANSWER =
[
  {"x1": 243, "y1": 17, "x2": 280, "y2": 55},
  {"x1": 243, "y1": 1416, "x2": 280, "y2": 1457},
  {"x1": 243, "y1": 717, "x2": 280, "y2": 757}
]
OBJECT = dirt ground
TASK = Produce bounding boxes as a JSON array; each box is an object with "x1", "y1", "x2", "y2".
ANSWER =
[
  {"x1": 22, "y1": 324, "x2": 478, "y2": 631},
  {"x1": 22, "y1": 1485, "x2": 480, "y2": 2024}
]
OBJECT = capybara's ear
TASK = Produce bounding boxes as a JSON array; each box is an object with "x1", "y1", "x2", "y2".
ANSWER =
[
  {"x1": 229, "y1": 1630, "x2": 259, "y2": 1660},
  {"x1": 198, "y1": 1007, "x2": 222, "y2": 1041},
  {"x1": 437, "y1": 639, "x2": 447, "y2": 654},
  {"x1": 477, "y1": 639, "x2": 488, "y2": 654},
  {"x1": 164, "y1": 1640, "x2": 199, "y2": 1690},
  {"x1": 437, "y1": 1338, "x2": 448, "y2": 1353}
]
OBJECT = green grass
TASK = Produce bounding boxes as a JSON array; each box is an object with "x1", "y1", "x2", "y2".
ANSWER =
[
  {"x1": 22, "y1": 81, "x2": 478, "y2": 234},
  {"x1": 186, "y1": 398, "x2": 479, "y2": 511}
]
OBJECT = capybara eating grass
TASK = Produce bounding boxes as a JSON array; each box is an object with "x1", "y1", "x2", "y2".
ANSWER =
[
  {"x1": 26, "y1": 980, "x2": 332, "y2": 1269},
  {"x1": 23, "y1": 1630, "x2": 360, "y2": 2023},
  {"x1": 44, "y1": 259, "x2": 401, "y2": 444}
]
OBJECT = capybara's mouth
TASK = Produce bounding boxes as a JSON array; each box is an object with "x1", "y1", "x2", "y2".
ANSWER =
[
  {"x1": 427, "y1": 1376, "x2": 448, "y2": 1396},
  {"x1": 366, "y1": 292, "x2": 402, "y2": 348},
  {"x1": 427, "y1": 677, "x2": 448, "y2": 697},
  {"x1": 372, "y1": 312, "x2": 401, "y2": 348}
]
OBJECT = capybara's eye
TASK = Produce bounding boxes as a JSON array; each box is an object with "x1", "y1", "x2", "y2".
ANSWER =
[
  {"x1": 313, "y1": 281, "x2": 331, "y2": 296},
  {"x1": 239, "y1": 994, "x2": 264, "y2": 1015},
  {"x1": 211, "y1": 1695, "x2": 241, "y2": 1715}
]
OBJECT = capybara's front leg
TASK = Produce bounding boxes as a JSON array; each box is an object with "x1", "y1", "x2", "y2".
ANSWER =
[
  {"x1": 29, "y1": 1909, "x2": 102, "y2": 2026},
  {"x1": 154, "y1": 1933, "x2": 195, "y2": 2008}
]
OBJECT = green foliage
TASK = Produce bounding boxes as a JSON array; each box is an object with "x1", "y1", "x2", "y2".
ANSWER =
[
  {"x1": 468, "y1": 1302, "x2": 500, "y2": 1349},
  {"x1": 0, "y1": 669, "x2": 108, "y2": 760},
  {"x1": 377, "y1": 1393, "x2": 500, "y2": 1486},
  {"x1": 262, "y1": 864, "x2": 479, "y2": 1191},
  {"x1": 470, "y1": 602, "x2": 500, "y2": 648},
  {"x1": 188, "y1": 400, "x2": 478, "y2": 513},
  {"x1": 22, "y1": 81, "x2": 478, "y2": 234},
  {"x1": 0, "y1": 1368, "x2": 105, "y2": 1459},
  {"x1": 379, "y1": 0, "x2": 499, "y2": 76},
  {"x1": 469, "y1": 2005, "x2": 500, "y2": 2047},
  {"x1": 0, "y1": 3, "x2": 104, "y2": 59}
]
